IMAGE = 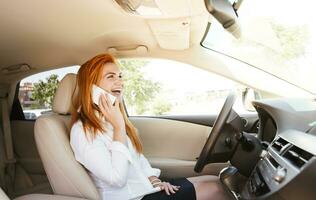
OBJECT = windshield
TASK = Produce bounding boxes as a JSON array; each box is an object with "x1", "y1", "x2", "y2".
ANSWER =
[{"x1": 202, "y1": 0, "x2": 316, "y2": 95}]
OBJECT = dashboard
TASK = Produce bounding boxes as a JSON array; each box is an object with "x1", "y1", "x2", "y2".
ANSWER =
[{"x1": 240, "y1": 99, "x2": 316, "y2": 200}]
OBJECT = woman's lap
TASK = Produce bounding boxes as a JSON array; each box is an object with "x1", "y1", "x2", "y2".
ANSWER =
[{"x1": 141, "y1": 178, "x2": 196, "y2": 200}]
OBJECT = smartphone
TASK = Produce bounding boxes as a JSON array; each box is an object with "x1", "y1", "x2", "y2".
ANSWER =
[{"x1": 92, "y1": 84, "x2": 116, "y2": 106}]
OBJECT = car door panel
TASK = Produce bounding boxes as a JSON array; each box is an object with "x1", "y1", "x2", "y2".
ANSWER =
[
  {"x1": 130, "y1": 117, "x2": 229, "y2": 178},
  {"x1": 130, "y1": 113, "x2": 258, "y2": 178},
  {"x1": 148, "y1": 158, "x2": 227, "y2": 179},
  {"x1": 150, "y1": 113, "x2": 259, "y2": 133}
]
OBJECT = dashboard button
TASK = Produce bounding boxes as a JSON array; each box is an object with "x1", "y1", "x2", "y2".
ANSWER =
[
  {"x1": 260, "y1": 150, "x2": 268, "y2": 158},
  {"x1": 273, "y1": 167, "x2": 287, "y2": 183}
]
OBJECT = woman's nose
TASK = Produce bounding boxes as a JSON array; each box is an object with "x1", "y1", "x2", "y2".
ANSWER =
[{"x1": 115, "y1": 78, "x2": 123, "y2": 87}]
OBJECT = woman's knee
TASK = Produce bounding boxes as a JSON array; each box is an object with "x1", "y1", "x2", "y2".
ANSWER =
[
  {"x1": 194, "y1": 181, "x2": 229, "y2": 200},
  {"x1": 207, "y1": 182, "x2": 231, "y2": 200}
]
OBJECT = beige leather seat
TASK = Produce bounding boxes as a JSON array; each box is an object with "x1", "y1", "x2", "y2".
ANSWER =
[
  {"x1": 34, "y1": 74, "x2": 100, "y2": 200},
  {"x1": 1, "y1": 186, "x2": 88, "y2": 200}
]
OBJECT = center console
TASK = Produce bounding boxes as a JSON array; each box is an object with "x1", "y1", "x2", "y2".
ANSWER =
[{"x1": 220, "y1": 132, "x2": 316, "y2": 200}]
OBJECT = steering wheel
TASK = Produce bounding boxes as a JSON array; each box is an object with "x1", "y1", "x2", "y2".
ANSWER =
[{"x1": 194, "y1": 92, "x2": 237, "y2": 173}]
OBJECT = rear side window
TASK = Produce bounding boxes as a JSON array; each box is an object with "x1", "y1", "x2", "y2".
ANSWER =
[{"x1": 19, "y1": 66, "x2": 79, "y2": 120}]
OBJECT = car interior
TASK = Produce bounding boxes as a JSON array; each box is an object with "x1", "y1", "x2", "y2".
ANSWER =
[{"x1": 1, "y1": 0, "x2": 316, "y2": 200}]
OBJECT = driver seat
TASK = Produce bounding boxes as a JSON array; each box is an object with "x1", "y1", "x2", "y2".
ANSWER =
[{"x1": 34, "y1": 74, "x2": 100, "y2": 199}]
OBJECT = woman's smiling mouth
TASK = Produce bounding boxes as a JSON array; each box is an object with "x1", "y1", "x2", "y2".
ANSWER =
[{"x1": 111, "y1": 89, "x2": 122, "y2": 96}]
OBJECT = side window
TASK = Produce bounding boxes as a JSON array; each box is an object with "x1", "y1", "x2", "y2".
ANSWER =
[
  {"x1": 119, "y1": 59, "x2": 249, "y2": 116},
  {"x1": 19, "y1": 66, "x2": 79, "y2": 120}
]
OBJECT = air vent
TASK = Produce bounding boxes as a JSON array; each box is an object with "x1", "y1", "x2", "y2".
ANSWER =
[
  {"x1": 272, "y1": 137, "x2": 289, "y2": 153},
  {"x1": 283, "y1": 145, "x2": 313, "y2": 168}
]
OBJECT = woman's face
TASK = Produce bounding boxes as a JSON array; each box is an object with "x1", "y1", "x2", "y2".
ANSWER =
[{"x1": 98, "y1": 62, "x2": 123, "y2": 99}]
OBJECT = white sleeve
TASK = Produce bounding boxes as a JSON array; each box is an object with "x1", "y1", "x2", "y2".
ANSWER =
[
  {"x1": 139, "y1": 154, "x2": 161, "y2": 178},
  {"x1": 82, "y1": 140, "x2": 132, "y2": 188}
]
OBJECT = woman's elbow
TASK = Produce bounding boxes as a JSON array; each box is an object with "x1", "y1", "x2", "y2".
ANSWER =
[
  {"x1": 109, "y1": 175, "x2": 128, "y2": 187},
  {"x1": 97, "y1": 170, "x2": 128, "y2": 188}
]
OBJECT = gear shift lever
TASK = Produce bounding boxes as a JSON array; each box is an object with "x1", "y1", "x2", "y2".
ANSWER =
[{"x1": 219, "y1": 166, "x2": 247, "y2": 199}]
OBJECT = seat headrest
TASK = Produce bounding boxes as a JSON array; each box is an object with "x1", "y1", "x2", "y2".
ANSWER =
[{"x1": 52, "y1": 73, "x2": 77, "y2": 115}]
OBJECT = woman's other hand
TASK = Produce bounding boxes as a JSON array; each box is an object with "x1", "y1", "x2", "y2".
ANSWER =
[
  {"x1": 149, "y1": 177, "x2": 180, "y2": 196},
  {"x1": 159, "y1": 182, "x2": 180, "y2": 195}
]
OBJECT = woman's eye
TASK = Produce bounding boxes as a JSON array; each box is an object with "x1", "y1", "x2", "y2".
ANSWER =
[
  {"x1": 119, "y1": 75, "x2": 122, "y2": 79},
  {"x1": 107, "y1": 75, "x2": 114, "y2": 79}
]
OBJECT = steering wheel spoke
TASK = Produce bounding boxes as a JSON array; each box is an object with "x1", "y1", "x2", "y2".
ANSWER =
[{"x1": 194, "y1": 92, "x2": 241, "y2": 173}]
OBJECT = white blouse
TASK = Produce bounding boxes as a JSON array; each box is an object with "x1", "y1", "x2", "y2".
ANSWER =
[{"x1": 70, "y1": 120, "x2": 161, "y2": 200}]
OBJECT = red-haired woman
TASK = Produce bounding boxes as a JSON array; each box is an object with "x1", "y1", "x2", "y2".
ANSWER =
[{"x1": 70, "y1": 54, "x2": 230, "y2": 200}]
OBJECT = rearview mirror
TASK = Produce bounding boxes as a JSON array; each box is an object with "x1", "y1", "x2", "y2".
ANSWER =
[{"x1": 204, "y1": 0, "x2": 241, "y2": 38}]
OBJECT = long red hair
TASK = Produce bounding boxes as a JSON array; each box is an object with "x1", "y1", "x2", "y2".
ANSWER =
[{"x1": 71, "y1": 53, "x2": 143, "y2": 153}]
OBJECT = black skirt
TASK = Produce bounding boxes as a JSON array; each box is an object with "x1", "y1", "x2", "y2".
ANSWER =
[{"x1": 141, "y1": 178, "x2": 196, "y2": 200}]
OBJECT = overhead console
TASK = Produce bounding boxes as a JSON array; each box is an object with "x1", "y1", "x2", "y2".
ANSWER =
[{"x1": 241, "y1": 130, "x2": 316, "y2": 199}]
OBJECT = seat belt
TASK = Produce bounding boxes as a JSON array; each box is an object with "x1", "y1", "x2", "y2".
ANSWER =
[{"x1": 1, "y1": 97, "x2": 16, "y2": 196}]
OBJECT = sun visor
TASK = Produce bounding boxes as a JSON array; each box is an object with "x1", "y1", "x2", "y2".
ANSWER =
[{"x1": 147, "y1": 18, "x2": 191, "y2": 50}]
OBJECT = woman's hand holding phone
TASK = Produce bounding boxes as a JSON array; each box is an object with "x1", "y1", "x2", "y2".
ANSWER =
[{"x1": 99, "y1": 94, "x2": 126, "y2": 142}]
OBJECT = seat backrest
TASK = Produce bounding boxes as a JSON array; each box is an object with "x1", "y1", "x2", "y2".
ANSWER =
[{"x1": 34, "y1": 74, "x2": 100, "y2": 200}]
